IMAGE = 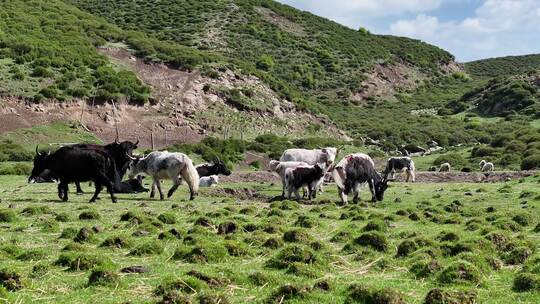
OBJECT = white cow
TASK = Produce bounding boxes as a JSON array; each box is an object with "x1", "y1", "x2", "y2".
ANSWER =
[
  {"x1": 439, "y1": 163, "x2": 451, "y2": 172},
  {"x1": 199, "y1": 175, "x2": 219, "y2": 187},
  {"x1": 481, "y1": 162, "x2": 494, "y2": 172}
]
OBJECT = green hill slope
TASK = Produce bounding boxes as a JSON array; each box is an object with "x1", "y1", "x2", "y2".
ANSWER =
[
  {"x1": 67, "y1": 0, "x2": 455, "y2": 105},
  {"x1": 466, "y1": 54, "x2": 540, "y2": 77},
  {"x1": 0, "y1": 0, "x2": 153, "y2": 102}
]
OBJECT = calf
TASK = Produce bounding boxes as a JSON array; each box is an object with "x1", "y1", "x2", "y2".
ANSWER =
[
  {"x1": 439, "y1": 163, "x2": 451, "y2": 172},
  {"x1": 383, "y1": 157, "x2": 415, "y2": 182},
  {"x1": 199, "y1": 175, "x2": 219, "y2": 187},
  {"x1": 269, "y1": 160, "x2": 309, "y2": 197},
  {"x1": 481, "y1": 162, "x2": 494, "y2": 172},
  {"x1": 479, "y1": 160, "x2": 486, "y2": 170},
  {"x1": 284, "y1": 164, "x2": 325, "y2": 201},
  {"x1": 280, "y1": 147, "x2": 338, "y2": 193}
]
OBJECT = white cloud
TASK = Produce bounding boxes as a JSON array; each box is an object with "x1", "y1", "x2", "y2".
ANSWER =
[
  {"x1": 278, "y1": 0, "x2": 442, "y2": 27},
  {"x1": 389, "y1": 0, "x2": 540, "y2": 60},
  {"x1": 278, "y1": 0, "x2": 540, "y2": 61}
]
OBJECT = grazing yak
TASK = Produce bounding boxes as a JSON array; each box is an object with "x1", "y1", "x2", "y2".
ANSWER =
[
  {"x1": 128, "y1": 151, "x2": 199, "y2": 200},
  {"x1": 280, "y1": 147, "x2": 338, "y2": 193},
  {"x1": 481, "y1": 162, "x2": 495, "y2": 172},
  {"x1": 284, "y1": 164, "x2": 325, "y2": 200},
  {"x1": 28, "y1": 146, "x2": 119, "y2": 203},
  {"x1": 383, "y1": 157, "x2": 416, "y2": 182},
  {"x1": 269, "y1": 160, "x2": 309, "y2": 197},
  {"x1": 332, "y1": 153, "x2": 391, "y2": 204},
  {"x1": 439, "y1": 163, "x2": 451, "y2": 172},
  {"x1": 199, "y1": 175, "x2": 219, "y2": 187}
]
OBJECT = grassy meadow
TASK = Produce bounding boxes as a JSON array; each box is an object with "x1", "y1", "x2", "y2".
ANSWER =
[{"x1": 0, "y1": 173, "x2": 539, "y2": 303}]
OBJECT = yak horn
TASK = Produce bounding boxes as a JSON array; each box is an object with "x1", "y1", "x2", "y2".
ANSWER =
[
  {"x1": 135, "y1": 138, "x2": 139, "y2": 146},
  {"x1": 35, "y1": 145, "x2": 39, "y2": 155},
  {"x1": 115, "y1": 138, "x2": 120, "y2": 144},
  {"x1": 126, "y1": 153, "x2": 137, "y2": 161}
]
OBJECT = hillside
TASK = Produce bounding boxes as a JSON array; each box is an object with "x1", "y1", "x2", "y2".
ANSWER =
[
  {"x1": 450, "y1": 70, "x2": 540, "y2": 117},
  {"x1": 466, "y1": 54, "x2": 540, "y2": 78}
]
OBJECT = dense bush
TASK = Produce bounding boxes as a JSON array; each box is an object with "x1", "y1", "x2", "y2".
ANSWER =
[
  {"x1": 0, "y1": 141, "x2": 33, "y2": 162},
  {"x1": 521, "y1": 155, "x2": 540, "y2": 170}
]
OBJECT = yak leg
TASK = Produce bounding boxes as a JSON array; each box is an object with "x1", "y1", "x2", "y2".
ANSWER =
[
  {"x1": 59, "y1": 181, "x2": 69, "y2": 202},
  {"x1": 294, "y1": 188, "x2": 302, "y2": 201},
  {"x1": 408, "y1": 170, "x2": 415, "y2": 183},
  {"x1": 76, "y1": 182, "x2": 84, "y2": 195},
  {"x1": 155, "y1": 177, "x2": 164, "y2": 200},
  {"x1": 368, "y1": 180, "x2": 377, "y2": 202},
  {"x1": 167, "y1": 175, "x2": 181, "y2": 198},
  {"x1": 281, "y1": 178, "x2": 286, "y2": 198},
  {"x1": 89, "y1": 182, "x2": 102, "y2": 203},
  {"x1": 102, "y1": 176, "x2": 117, "y2": 203},
  {"x1": 150, "y1": 179, "x2": 157, "y2": 198},
  {"x1": 338, "y1": 187, "x2": 348, "y2": 204},
  {"x1": 352, "y1": 183, "x2": 361, "y2": 204},
  {"x1": 58, "y1": 183, "x2": 65, "y2": 200}
]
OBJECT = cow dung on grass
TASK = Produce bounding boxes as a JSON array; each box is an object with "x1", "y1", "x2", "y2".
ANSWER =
[
  {"x1": 266, "y1": 245, "x2": 317, "y2": 269},
  {"x1": 101, "y1": 235, "x2": 132, "y2": 249},
  {"x1": 0, "y1": 269, "x2": 22, "y2": 291},
  {"x1": 283, "y1": 229, "x2": 313, "y2": 243},
  {"x1": 55, "y1": 253, "x2": 112, "y2": 271},
  {"x1": 129, "y1": 241, "x2": 164, "y2": 256},
  {"x1": 437, "y1": 261, "x2": 482, "y2": 285},
  {"x1": 513, "y1": 273, "x2": 540, "y2": 292},
  {"x1": 217, "y1": 221, "x2": 237, "y2": 234},
  {"x1": 424, "y1": 288, "x2": 477, "y2": 304},
  {"x1": 74, "y1": 227, "x2": 96, "y2": 243},
  {"x1": 173, "y1": 242, "x2": 228, "y2": 263},
  {"x1": 347, "y1": 283, "x2": 405, "y2": 304},
  {"x1": 354, "y1": 232, "x2": 389, "y2": 252},
  {"x1": 158, "y1": 228, "x2": 183, "y2": 240},
  {"x1": 0, "y1": 209, "x2": 17, "y2": 223},
  {"x1": 198, "y1": 293, "x2": 229, "y2": 304},
  {"x1": 87, "y1": 268, "x2": 119, "y2": 286},
  {"x1": 157, "y1": 212, "x2": 177, "y2": 225},
  {"x1": 267, "y1": 284, "x2": 311, "y2": 303},
  {"x1": 55, "y1": 212, "x2": 72, "y2": 222},
  {"x1": 79, "y1": 210, "x2": 100, "y2": 220}
]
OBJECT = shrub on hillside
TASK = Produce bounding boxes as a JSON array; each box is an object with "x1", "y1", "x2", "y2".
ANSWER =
[{"x1": 521, "y1": 155, "x2": 540, "y2": 170}]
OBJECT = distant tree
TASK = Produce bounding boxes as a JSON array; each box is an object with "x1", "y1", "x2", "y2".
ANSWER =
[
  {"x1": 358, "y1": 27, "x2": 370, "y2": 35},
  {"x1": 256, "y1": 55, "x2": 275, "y2": 71}
]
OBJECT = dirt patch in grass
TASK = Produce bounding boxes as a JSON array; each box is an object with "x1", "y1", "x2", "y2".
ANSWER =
[{"x1": 205, "y1": 187, "x2": 268, "y2": 201}]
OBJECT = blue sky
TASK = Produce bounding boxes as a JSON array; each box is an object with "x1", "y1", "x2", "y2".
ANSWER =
[{"x1": 276, "y1": 0, "x2": 540, "y2": 62}]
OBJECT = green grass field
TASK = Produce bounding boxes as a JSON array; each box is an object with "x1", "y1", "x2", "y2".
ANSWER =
[{"x1": 1, "y1": 174, "x2": 540, "y2": 303}]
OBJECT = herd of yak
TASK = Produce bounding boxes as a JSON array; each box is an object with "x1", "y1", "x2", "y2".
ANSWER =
[{"x1": 27, "y1": 139, "x2": 468, "y2": 204}]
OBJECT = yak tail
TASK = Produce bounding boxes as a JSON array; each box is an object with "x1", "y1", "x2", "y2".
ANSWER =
[
  {"x1": 332, "y1": 167, "x2": 346, "y2": 190},
  {"x1": 180, "y1": 158, "x2": 199, "y2": 200}
]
